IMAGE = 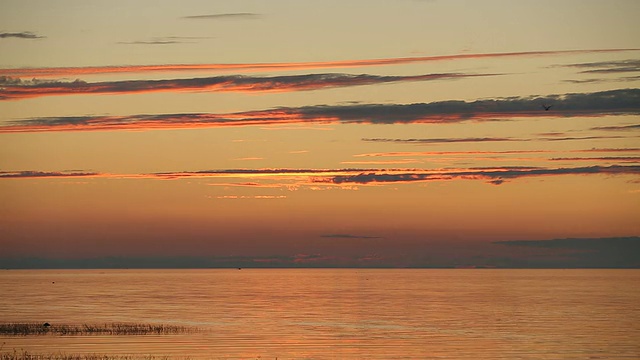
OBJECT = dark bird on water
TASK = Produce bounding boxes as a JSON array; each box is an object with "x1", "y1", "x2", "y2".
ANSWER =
[{"x1": 542, "y1": 104, "x2": 552, "y2": 111}]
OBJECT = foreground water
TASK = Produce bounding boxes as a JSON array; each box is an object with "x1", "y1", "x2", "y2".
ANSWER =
[{"x1": 1, "y1": 269, "x2": 638, "y2": 359}]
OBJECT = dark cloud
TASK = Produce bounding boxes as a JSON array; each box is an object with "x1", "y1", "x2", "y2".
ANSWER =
[
  {"x1": 362, "y1": 134, "x2": 630, "y2": 145},
  {"x1": 182, "y1": 13, "x2": 260, "y2": 20},
  {"x1": 119, "y1": 40, "x2": 183, "y2": 45},
  {"x1": 305, "y1": 88, "x2": 640, "y2": 124},
  {"x1": 325, "y1": 165, "x2": 640, "y2": 185},
  {"x1": 563, "y1": 79, "x2": 604, "y2": 84},
  {"x1": 550, "y1": 157, "x2": 640, "y2": 163},
  {"x1": 561, "y1": 59, "x2": 640, "y2": 84},
  {"x1": 0, "y1": 72, "x2": 493, "y2": 100},
  {"x1": 564, "y1": 75, "x2": 640, "y2": 84},
  {"x1": 118, "y1": 36, "x2": 212, "y2": 45},
  {"x1": 494, "y1": 237, "x2": 640, "y2": 268},
  {"x1": 0, "y1": 76, "x2": 87, "y2": 87},
  {"x1": 541, "y1": 135, "x2": 629, "y2": 141},
  {"x1": 0, "y1": 31, "x2": 45, "y2": 39},
  {"x1": 579, "y1": 148, "x2": 640, "y2": 153},
  {"x1": 321, "y1": 234, "x2": 382, "y2": 239},
  {"x1": 2, "y1": 88, "x2": 638, "y2": 133},
  {"x1": 0, "y1": 170, "x2": 99, "y2": 178},
  {"x1": 353, "y1": 148, "x2": 640, "y2": 158},
  {"x1": 591, "y1": 124, "x2": 640, "y2": 131},
  {"x1": 363, "y1": 137, "x2": 518, "y2": 144},
  {"x1": 0, "y1": 76, "x2": 23, "y2": 85},
  {"x1": 560, "y1": 59, "x2": 640, "y2": 74}
]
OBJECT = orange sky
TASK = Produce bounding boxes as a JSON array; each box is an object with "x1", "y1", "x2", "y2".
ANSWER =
[{"x1": 1, "y1": 0, "x2": 639, "y2": 268}]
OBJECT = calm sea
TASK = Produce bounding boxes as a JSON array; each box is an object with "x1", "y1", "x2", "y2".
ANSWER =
[{"x1": 1, "y1": 269, "x2": 638, "y2": 359}]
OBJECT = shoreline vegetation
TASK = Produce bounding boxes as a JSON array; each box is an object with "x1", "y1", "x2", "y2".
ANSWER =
[
  {"x1": 0, "y1": 351, "x2": 177, "y2": 360},
  {"x1": 0, "y1": 323, "x2": 195, "y2": 336}
]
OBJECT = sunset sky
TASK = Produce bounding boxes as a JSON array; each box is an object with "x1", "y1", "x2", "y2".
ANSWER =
[{"x1": 1, "y1": 0, "x2": 639, "y2": 268}]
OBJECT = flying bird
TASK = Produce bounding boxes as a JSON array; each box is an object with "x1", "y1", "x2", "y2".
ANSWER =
[{"x1": 542, "y1": 104, "x2": 552, "y2": 111}]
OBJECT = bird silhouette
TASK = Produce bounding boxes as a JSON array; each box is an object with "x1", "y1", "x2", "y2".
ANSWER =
[{"x1": 542, "y1": 104, "x2": 552, "y2": 111}]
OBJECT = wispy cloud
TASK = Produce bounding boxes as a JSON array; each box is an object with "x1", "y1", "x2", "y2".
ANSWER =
[
  {"x1": 579, "y1": 148, "x2": 640, "y2": 153},
  {"x1": 364, "y1": 137, "x2": 517, "y2": 144},
  {"x1": 362, "y1": 135, "x2": 631, "y2": 145},
  {"x1": 560, "y1": 59, "x2": 640, "y2": 84},
  {"x1": 564, "y1": 75, "x2": 640, "y2": 84},
  {"x1": 207, "y1": 182, "x2": 285, "y2": 188},
  {"x1": 590, "y1": 124, "x2": 640, "y2": 131},
  {"x1": 550, "y1": 157, "x2": 640, "y2": 163},
  {"x1": 2, "y1": 49, "x2": 637, "y2": 78},
  {"x1": 259, "y1": 125, "x2": 334, "y2": 131},
  {"x1": 0, "y1": 170, "x2": 99, "y2": 178},
  {"x1": 0, "y1": 31, "x2": 45, "y2": 39},
  {"x1": 354, "y1": 150, "x2": 551, "y2": 157},
  {"x1": 320, "y1": 165, "x2": 640, "y2": 185},
  {"x1": 352, "y1": 149, "x2": 640, "y2": 158},
  {"x1": 151, "y1": 168, "x2": 358, "y2": 180},
  {"x1": 213, "y1": 195, "x2": 286, "y2": 200},
  {"x1": 118, "y1": 36, "x2": 211, "y2": 45},
  {"x1": 0, "y1": 72, "x2": 495, "y2": 101},
  {"x1": 232, "y1": 157, "x2": 264, "y2": 161},
  {"x1": 2, "y1": 89, "x2": 638, "y2": 133},
  {"x1": 341, "y1": 159, "x2": 421, "y2": 165},
  {"x1": 349, "y1": 149, "x2": 640, "y2": 166},
  {"x1": 560, "y1": 59, "x2": 640, "y2": 74},
  {"x1": 182, "y1": 13, "x2": 260, "y2": 20}
]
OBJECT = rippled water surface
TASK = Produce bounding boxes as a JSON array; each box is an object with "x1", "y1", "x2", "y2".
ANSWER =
[{"x1": 1, "y1": 269, "x2": 639, "y2": 359}]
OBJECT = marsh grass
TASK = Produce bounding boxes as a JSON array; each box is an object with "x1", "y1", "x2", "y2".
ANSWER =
[
  {"x1": 0, "y1": 323, "x2": 194, "y2": 336},
  {"x1": 0, "y1": 350, "x2": 175, "y2": 360}
]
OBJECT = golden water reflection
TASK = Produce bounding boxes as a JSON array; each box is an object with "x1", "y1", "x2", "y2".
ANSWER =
[{"x1": 1, "y1": 269, "x2": 639, "y2": 359}]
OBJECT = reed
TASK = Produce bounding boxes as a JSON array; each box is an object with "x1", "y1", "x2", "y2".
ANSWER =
[
  {"x1": 0, "y1": 350, "x2": 174, "y2": 360},
  {"x1": 0, "y1": 323, "x2": 194, "y2": 336}
]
